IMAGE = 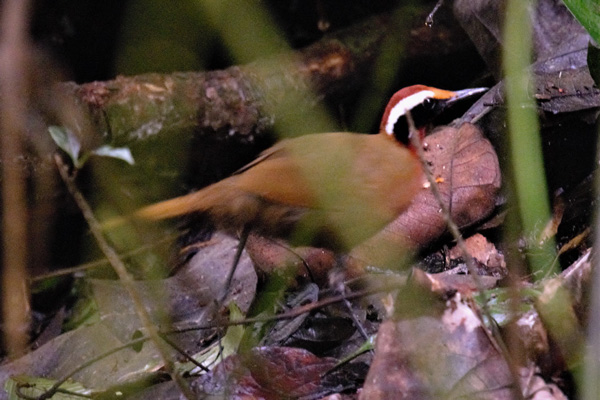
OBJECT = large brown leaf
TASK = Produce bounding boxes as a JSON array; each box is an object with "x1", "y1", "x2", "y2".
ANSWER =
[
  {"x1": 191, "y1": 346, "x2": 339, "y2": 399},
  {"x1": 349, "y1": 122, "x2": 501, "y2": 272},
  {"x1": 360, "y1": 294, "x2": 515, "y2": 400}
]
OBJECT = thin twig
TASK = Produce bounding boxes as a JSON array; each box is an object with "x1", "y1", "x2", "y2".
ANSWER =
[
  {"x1": 53, "y1": 154, "x2": 195, "y2": 400},
  {"x1": 15, "y1": 336, "x2": 149, "y2": 400},
  {"x1": 217, "y1": 225, "x2": 251, "y2": 305},
  {"x1": 333, "y1": 280, "x2": 374, "y2": 354},
  {"x1": 0, "y1": 0, "x2": 32, "y2": 358},
  {"x1": 257, "y1": 236, "x2": 317, "y2": 283},
  {"x1": 16, "y1": 385, "x2": 92, "y2": 400},
  {"x1": 170, "y1": 280, "x2": 405, "y2": 333},
  {"x1": 406, "y1": 110, "x2": 525, "y2": 399},
  {"x1": 30, "y1": 234, "x2": 176, "y2": 283},
  {"x1": 158, "y1": 332, "x2": 210, "y2": 372},
  {"x1": 425, "y1": 0, "x2": 444, "y2": 27}
]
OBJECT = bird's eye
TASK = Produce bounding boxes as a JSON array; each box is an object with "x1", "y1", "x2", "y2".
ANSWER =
[{"x1": 423, "y1": 97, "x2": 435, "y2": 110}]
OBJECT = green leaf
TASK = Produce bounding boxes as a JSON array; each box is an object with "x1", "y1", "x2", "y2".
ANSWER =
[
  {"x1": 48, "y1": 126, "x2": 82, "y2": 168},
  {"x1": 176, "y1": 303, "x2": 246, "y2": 375},
  {"x1": 92, "y1": 145, "x2": 135, "y2": 165},
  {"x1": 562, "y1": 0, "x2": 600, "y2": 44},
  {"x1": 474, "y1": 287, "x2": 540, "y2": 326},
  {"x1": 220, "y1": 303, "x2": 245, "y2": 356},
  {"x1": 331, "y1": 334, "x2": 376, "y2": 370},
  {"x1": 48, "y1": 126, "x2": 135, "y2": 168},
  {"x1": 4, "y1": 375, "x2": 93, "y2": 400}
]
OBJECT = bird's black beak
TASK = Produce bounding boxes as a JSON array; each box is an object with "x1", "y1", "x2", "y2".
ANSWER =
[{"x1": 446, "y1": 87, "x2": 488, "y2": 105}]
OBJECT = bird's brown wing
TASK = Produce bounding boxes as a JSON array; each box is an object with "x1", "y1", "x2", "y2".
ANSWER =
[
  {"x1": 232, "y1": 139, "x2": 317, "y2": 209},
  {"x1": 232, "y1": 143, "x2": 286, "y2": 175},
  {"x1": 233, "y1": 132, "x2": 422, "y2": 214}
]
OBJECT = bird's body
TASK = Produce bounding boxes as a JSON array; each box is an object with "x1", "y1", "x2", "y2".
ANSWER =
[
  {"x1": 130, "y1": 131, "x2": 422, "y2": 249},
  {"x1": 108, "y1": 85, "x2": 487, "y2": 251}
]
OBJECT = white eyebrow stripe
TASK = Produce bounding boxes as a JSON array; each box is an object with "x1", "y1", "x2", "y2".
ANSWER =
[{"x1": 384, "y1": 90, "x2": 434, "y2": 135}]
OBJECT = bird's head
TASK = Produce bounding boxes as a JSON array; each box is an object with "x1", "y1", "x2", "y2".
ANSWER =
[{"x1": 380, "y1": 85, "x2": 487, "y2": 145}]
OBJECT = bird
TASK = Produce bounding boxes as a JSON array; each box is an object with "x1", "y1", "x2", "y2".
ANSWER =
[{"x1": 105, "y1": 85, "x2": 487, "y2": 252}]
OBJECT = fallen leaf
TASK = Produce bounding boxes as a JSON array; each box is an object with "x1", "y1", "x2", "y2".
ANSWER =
[
  {"x1": 446, "y1": 233, "x2": 507, "y2": 276},
  {"x1": 350, "y1": 122, "x2": 501, "y2": 271},
  {"x1": 361, "y1": 293, "x2": 515, "y2": 399},
  {"x1": 192, "y1": 346, "x2": 339, "y2": 399},
  {"x1": 246, "y1": 233, "x2": 337, "y2": 285}
]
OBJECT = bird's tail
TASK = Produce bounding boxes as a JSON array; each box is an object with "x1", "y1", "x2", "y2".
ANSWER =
[{"x1": 102, "y1": 187, "x2": 215, "y2": 230}]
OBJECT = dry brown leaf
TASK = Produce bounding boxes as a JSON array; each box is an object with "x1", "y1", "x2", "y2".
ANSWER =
[
  {"x1": 192, "y1": 346, "x2": 338, "y2": 399},
  {"x1": 361, "y1": 293, "x2": 515, "y2": 399},
  {"x1": 349, "y1": 122, "x2": 501, "y2": 272},
  {"x1": 246, "y1": 233, "x2": 337, "y2": 285},
  {"x1": 444, "y1": 233, "x2": 507, "y2": 277}
]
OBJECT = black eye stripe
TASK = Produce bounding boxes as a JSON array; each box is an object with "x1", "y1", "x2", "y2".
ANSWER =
[
  {"x1": 392, "y1": 99, "x2": 442, "y2": 130},
  {"x1": 389, "y1": 97, "x2": 448, "y2": 144},
  {"x1": 392, "y1": 115, "x2": 410, "y2": 146}
]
